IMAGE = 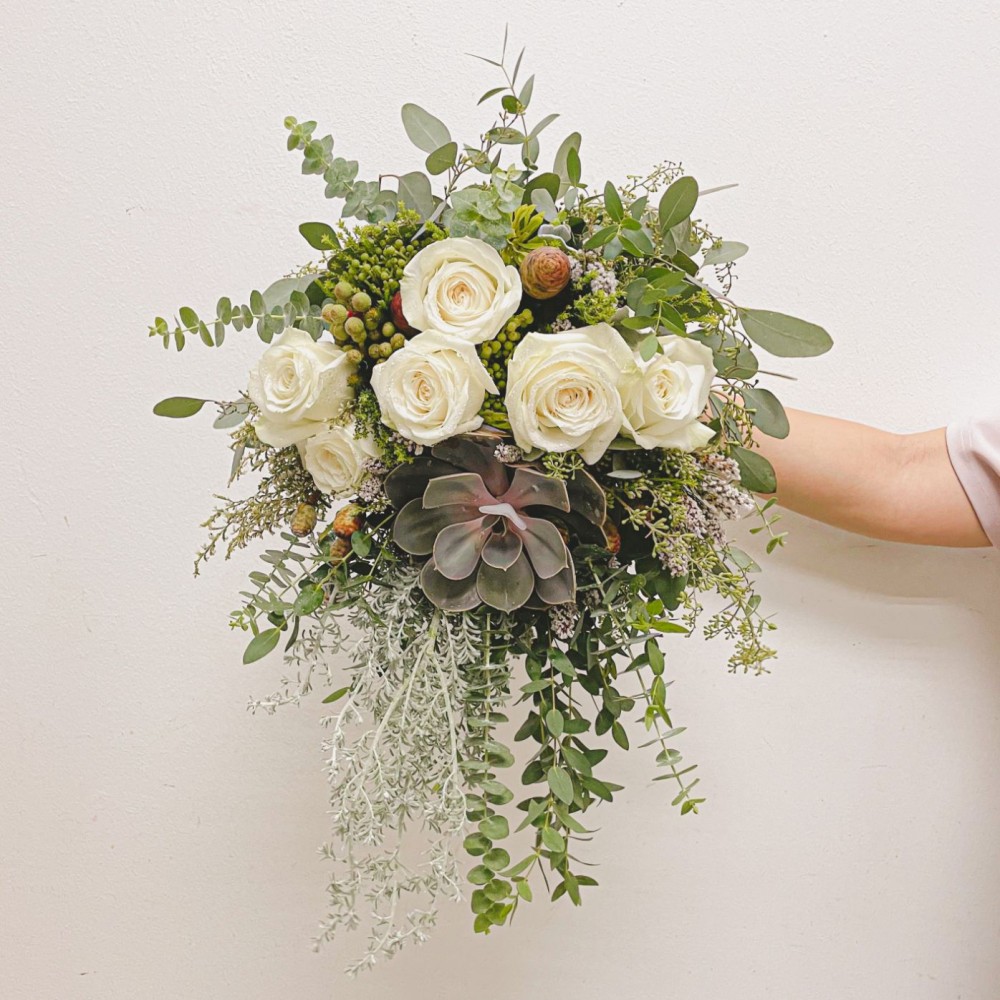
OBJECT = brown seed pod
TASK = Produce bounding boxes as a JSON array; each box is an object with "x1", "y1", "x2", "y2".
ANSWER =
[
  {"x1": 601, "y1": 517, "x2": 622, "y2": 555},
  {"x1": 290, "y1": 502, "x2": 318, "y2": 537},
  {"x1": 519, "y1": 246, "x2": 571, "y2": 300},
  {"x1": 327, "y1": 536, "x2": 352, "y2": 565},
  {"x1": 333, "y1": 503, "x2": 364, "y2": 538}
]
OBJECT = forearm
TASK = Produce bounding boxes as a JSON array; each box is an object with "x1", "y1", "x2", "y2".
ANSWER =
[{"x1": 752, "y1": 409, "x2": 989, "y2": 547}]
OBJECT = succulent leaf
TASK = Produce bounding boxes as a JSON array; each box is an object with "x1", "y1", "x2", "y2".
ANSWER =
[
  {"x1": 481, "y1": 526, "x2": 523, "y2": 570},
  {"x1": 432, "y1": 435, "x2": 510, "y2": 496},
  {"x1": 477, "y1": 552, "x2": 535, "y2": 611},
  {"x1": 420, "y1": 559, "x2": 481, "y2": 611},
  {"x1": 433, "y1": 517, "x2": 497, "y2": 580},
  {"x1": 516, "y1": 516, "x2": 570, "y2": 579},
  {"x1": 394, "y1": 498, "x2": 479, "y2": 555},
  {"x1": 499, "y1": 468, "x2": 570, "y2": 512},
  {"x1": 423, "y1": 473, "x2": 494, "y2": 510},
  {"x1": 534, "y1": 561, "x2": 577, "y2": 605},
  {"x1": 384, "y1": 458, "x2": 459, "y2": 509},
  {"x1": 565, "y1": 469, "x2": 607, "y2": 527}
]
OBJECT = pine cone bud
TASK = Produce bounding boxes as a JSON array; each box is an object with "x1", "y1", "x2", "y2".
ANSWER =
[
  {"x1": 390, "y1": 290, "x2": 412, "y2": 332},
  {"x1": 333, "y1": 503, "x2": 364, "y2": 538},
  {"x1": 519, "y1": 247, "x2": 571, "y2": 300},
  {"x1": 327, "y1": 536, "x2": 352, "y2": 565},
  {"x1": 290, "y1": 502, "x2": 318, "y2": 537}
]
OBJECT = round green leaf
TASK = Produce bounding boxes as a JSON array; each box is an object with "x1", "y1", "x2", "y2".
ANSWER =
[
  {"x1": 153, "y1": 396, "x2": 208, "y2": 418},
  {"x1": 738, "y1": 308, "x2": 833, "y2": 358},
  {"x1": 702, "y1": 240, "x2": 749, "y2": 266}
]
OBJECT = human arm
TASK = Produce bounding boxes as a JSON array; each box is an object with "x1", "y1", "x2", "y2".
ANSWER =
[{"x1": 751, "y1": 409, "x2": 990, "y2": 548}]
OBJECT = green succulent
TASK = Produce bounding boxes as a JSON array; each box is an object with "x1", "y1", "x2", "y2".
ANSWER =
[{"x1": 384, "y1": 435, "x2": 606, "y2": 612}]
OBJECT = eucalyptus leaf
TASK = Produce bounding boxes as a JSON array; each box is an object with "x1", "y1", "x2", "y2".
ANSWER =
[
  {"x1": 398, "y1": 171, "x2": 434, "y2": 219},
  {"x1": 426, "y1": 141, "x2": 458, "y2": 175},
  {"x1": 401, "y1": 103, "x2": 451, "y2": 153},
  {"x1": 732, "y1": 446, "x2": 777, "y2": 494},
  {"x1": 738, "y1": 308, "x2": 833, "y2": 358},
  {"x1": 741, "y1": 385, "x2": 790, "y2": 439}
]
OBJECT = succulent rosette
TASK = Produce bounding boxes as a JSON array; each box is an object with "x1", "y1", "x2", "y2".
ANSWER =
[
  {"x1": 384, "y1": 435, "x2": 604, "y2": 612},
  {"x1": 150, "y1": 36, "x2": 832, "y2": 977}
]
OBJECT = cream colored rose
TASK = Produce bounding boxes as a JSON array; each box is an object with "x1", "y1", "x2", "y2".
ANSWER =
[
  {"x1": 622, "y1": 335, "x2": 715, "y2": 451},
  {"x1": 248, "y1": 328, "x2": 355, "y2": 448},
  {"x1": 298, "y1": 424, "x2": 378, "y2": 497},
  {"x1": 369, "y1": 329, "x2": 498, "y2": 446},
  {"x1": 400, "y1": 236, "x2": 522, "y2": 344},
  {"x1": 505, "y1": 324, "x2": 636, "y2": 464}
]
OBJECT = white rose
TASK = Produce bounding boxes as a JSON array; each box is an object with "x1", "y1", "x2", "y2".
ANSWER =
[
  {"x1": 248, "y1": 328, "x2": 355, "y2": 448},
  {"x1": 622, "y1": 335, "x2": 715, "y2": 451},
  {"x1": 370, "y1": 329, "x2": 498, "y2": 446},
  {"x1": 505, "y1": 323, "x2": 636, "y2": 464},
  {"x1": 400, "y1": 236, "x2": 522, "y2": 344},
  {"x1": 298, "y1": 424, "x2": 378, "y2": 497}
]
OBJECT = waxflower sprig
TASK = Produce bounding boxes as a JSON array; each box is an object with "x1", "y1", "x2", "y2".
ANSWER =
[{"x1": 149, "y1": 36, "x2": 831, "y2": 975}]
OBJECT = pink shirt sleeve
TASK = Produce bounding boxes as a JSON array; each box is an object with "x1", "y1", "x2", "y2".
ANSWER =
[{"x1": 946, "y1": 413, "x2": 1000, "y2": 547}]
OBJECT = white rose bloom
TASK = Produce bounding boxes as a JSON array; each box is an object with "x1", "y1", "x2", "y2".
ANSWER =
[
  {"x1": 248, "y1": 328, "x2": 355, "y2": 448},
  {"x1": 298, "y1": 424, "x2": 378, "y2": 497},
  {"x1": 505, "y1": 323, "x2": 636, "y2": 464},
  {"x1": 400, "y1": 236, "x2": 522, "y2": 344},
  {"x1": 370, "y1": 329, "x2": 498, "y2": 446},
  {"x1": 622, "y1": 335, "x2": 715, "y2": 451}
]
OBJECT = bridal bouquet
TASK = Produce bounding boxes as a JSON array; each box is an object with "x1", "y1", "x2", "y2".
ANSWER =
[{"x1": 150, "y1": 39, "x2": 831, "y2": 974}]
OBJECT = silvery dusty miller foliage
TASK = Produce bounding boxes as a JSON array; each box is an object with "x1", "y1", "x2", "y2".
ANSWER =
[{"x1": 149, "y1": 31, "x2": 832, "y2": 975}]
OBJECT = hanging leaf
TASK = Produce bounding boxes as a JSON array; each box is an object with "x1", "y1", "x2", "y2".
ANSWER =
[
  {"x1": 658, "y1": 176, "x2": 699, "y2": 232},
  {"x1": 604, "y1": 181, "x2": 624, "y2": 222},
  {"x1": 738, "y1": 308, "x2": 833, "y2": 357},
  {"x1": 741, "y1": 385, "x2": 790, "y2": 439},
  {"x1": 401, "y1": 103, "x2": 451, "y2": 153},
  {"x1": 153, "y1": 396, "x2": 208, "y2": 418},
  {"x1": 242, "y1": 627, "x2": 282, "y2": 664},
  {"x1": 547, "y1": 765, "x2": 575, "y2": 805}
]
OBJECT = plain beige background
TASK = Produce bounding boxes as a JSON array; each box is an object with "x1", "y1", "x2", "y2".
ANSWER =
[{"x1": 3, "y1": 0, "x2": 1000, "y2": 997}]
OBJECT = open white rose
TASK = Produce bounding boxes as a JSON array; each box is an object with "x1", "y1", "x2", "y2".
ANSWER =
[
  {"x1": 505, "y1": 323, "x2": 636, "y2": 464},
  {"x1": 248, "y1": 328, "x2": 355, "y2": 448},
  {"x1": 622, "y1": 335, "x2": 715, "y2": 451},
  {"x1": 298, "y1": 424, "x2": 378, "y2": 497},
  {"x1": 369, "y1": 329, "x2": 498, "y2": 446},
  {"x1": 400, "y1": 236, "x2": 522, "y2": 344}
]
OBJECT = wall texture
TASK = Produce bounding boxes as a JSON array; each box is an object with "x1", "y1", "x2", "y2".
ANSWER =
[{"x1": 3, "y1": 1, "x2": 999, "y2": 997}]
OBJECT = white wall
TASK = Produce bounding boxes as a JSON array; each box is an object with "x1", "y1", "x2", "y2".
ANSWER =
[{"x1": 3, "y1": 1, "x2": 999, "y2": 997}]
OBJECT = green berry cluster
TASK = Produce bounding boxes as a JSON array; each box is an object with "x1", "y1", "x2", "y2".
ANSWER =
[
  {"x1": 478, "y1": 308, "x2": 534, "y2": 393},
  {"x1": 318, "y1": 210, "x2": 445, "y2": 311},
  {"x1": 321, "y1": 283, "x2": 406, "y2": 369}
]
